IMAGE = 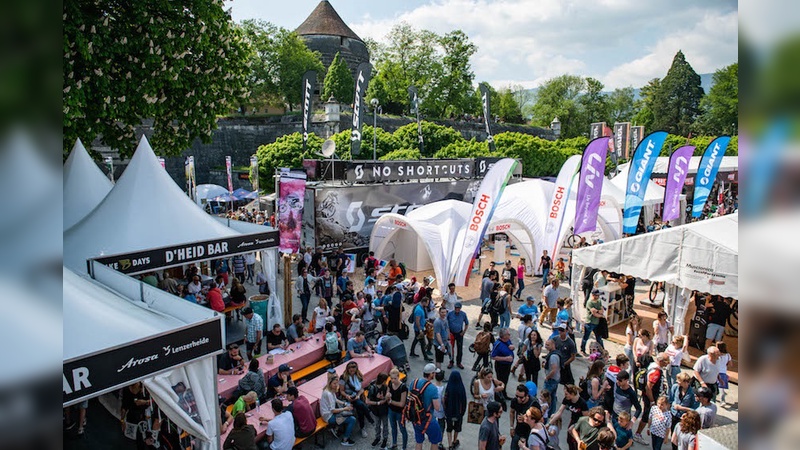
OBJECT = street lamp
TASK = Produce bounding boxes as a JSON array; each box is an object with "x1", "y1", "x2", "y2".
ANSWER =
[
  {"x1": 550, "y1": 116, "x2": 561, "y2": 139},
  {"x1": 371, "y1": 98, "x2": 379, "y2": 161}
]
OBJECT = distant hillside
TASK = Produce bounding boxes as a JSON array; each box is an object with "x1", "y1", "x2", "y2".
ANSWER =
[{"x1": 521, "y1": 72, "x2": 715, "y2": 100}]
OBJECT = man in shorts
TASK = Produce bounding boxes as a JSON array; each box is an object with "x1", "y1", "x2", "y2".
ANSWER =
[{"x1": 412, "y1": 364, "x2": 443, "y2": 450}]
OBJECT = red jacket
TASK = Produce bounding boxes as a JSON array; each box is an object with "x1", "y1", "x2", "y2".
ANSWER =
[
  {"x1": 291, "y1": 395, "x2": 317, "y2": 435},
  {"x1": 207, "y1": 287, "x2": 224, "y2": 312}
]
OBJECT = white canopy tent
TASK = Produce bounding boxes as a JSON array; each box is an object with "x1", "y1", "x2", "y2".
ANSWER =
[
  {"x1": 194, "y1": 184, "x2": 230, "y2": 205},
  {"x1": 610, "y1": 164, "x2": 687, "y2": 226},
  {"x1": 63, "y1": 139, "x2": 114, "y2": 231},
  {"x1": 64, "y1": 264, "x2": 224, "y2": 448},
  {"x1": 370, "y1": 200, "x2": 471, "y2": 287},
  {"x1": 618, "y1": 156, "x2": 738, "y2": 176},
  {"x1": 64, "y1": 137, "x2": 240, "y2": 273},
  {"x1": 570, "y1": 213, "x2": 738, "y2": 335}
]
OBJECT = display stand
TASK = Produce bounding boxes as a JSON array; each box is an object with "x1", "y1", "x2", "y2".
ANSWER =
[{"x1": 597, "y1": 282, "x2": 626, "y2": 327}]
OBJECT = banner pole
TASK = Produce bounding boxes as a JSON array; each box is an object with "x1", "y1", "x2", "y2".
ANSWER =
[{"x1": 283, "y1": 254, "x2": 292, "y2": 322}]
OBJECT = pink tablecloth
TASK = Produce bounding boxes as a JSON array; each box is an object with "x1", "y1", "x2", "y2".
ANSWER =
[
  {"x1": 217, "y1": 332, "x2": 326, "y2": 399},
  {"x1": 297, "y1": 354, "x2": 394, "y2": 416},
  {"x1": 219, "y1": 391, "x2": 322, "y2": 445}
]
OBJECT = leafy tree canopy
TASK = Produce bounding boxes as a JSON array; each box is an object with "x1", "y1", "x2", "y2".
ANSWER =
[
  {"x1": 63, "y1": 0, "x2": 250, "y2": 157},
  {"x1": 322, "y1": 52, "x2": 354, "y2": 104}
]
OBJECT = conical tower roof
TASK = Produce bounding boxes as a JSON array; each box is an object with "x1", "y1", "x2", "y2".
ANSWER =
[{"x1": 295, "y1": 1, "x2": 362, "y2": 42}]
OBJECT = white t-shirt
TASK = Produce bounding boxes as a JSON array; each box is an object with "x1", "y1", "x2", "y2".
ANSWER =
[
  {"x1": 442, "y1": 292, "x2": 459, "y2": 312},
  {"x1": 693, "y1": 355, "x2": 720, "y2": 384},
  {"x1": 666, "y1": 344, "x2": 684, "y2": 366},
  {"x1": 245, "y1": 253, "x2": 256, "y2": 265},
  {"x1": 434, "y1": 384, "x2": 446, "y2": 419},
  {"x1": 625, "y1": 325, "x2": 637, "y2": 347},
  {"x1": 653, "y1": 320, "x2": 671, "y2": 345},
  {"x1": 314, "y1": 307, "x2": 330, "y2": 329},
  {"x1": 266, "y1": 411, "x2": 295, "y2": 450},
  {"x1": 716, "y1": 353, "x2": 731, "y2": 375}
]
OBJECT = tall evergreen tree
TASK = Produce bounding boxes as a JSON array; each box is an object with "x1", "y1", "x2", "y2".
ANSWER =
[
  {"x1": 580, "y1": 77, "x2": 609, "y2": 124},
  {"x1": 322, "y1": 52, "x2": 354, "y2": 104},
  {"x1": 652, "y1": 50, "x2": 704, "y2": 135}
]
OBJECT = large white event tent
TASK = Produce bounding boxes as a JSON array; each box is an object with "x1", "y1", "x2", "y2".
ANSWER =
[
  {"x1": 64, "y1": 137, "x2": 240, "y2": 273},
  {"x1": 610, "y1": 165, "x2": 686, "y2": 225},
  {"x1": 63, "y1": 138, "x2": 113, "y2": 230},
  {"x1": 619, "y1": 155, "x2": 739, "y2": 177},
  {"x1": 64, "y1": 264, "x2": 224, "y2": 448},
  {"x1": 570, "y1": 213, "x2": 738, "y2": 335}
]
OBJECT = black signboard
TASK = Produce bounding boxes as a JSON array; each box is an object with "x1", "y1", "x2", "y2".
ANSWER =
[
  {"x1": 93, "y1": 231, "x2": 279, "y2": 275},
  {"x1": 475, "y1": 158, "x2": 524, "y2": 177},
  {"x1": 345, "y1": 159, "x2": 474, "y2": 182},
  {"x1": 63, "y1": 319, "x2": 223, "y2": 407}
]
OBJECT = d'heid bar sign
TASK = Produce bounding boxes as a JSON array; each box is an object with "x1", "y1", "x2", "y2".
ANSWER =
[{"x1": 93, "y1": 231, "x2": 279, "y2": 275}]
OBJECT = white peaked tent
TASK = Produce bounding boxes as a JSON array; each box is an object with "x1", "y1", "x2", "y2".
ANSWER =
[
  {"x1": 64, "y1": 137, "x2": 239, "y2": 273},
  {"x1": 571, "y1": 213, "x2": 738, "y2": 335},
  {"x1": 64, "y1": 264, "x2": 224, "y2": 448},
  {"x1": 370, "y1": 200, "x2": 472, "y2": 287},
  {"x1": 64, "y1": 138, "x2": 114, "y2": 230},
  {"x1": 609, "y1": 165, "x2": 667, "y2": 206}
]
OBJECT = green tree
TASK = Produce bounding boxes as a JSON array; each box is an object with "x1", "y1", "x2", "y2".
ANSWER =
[
  {"x1": 580, "y1": 77, "x2": 609, "y2": 124},
  {"x1": 632, "y1": 78, "x2": 660, "y2": 130},
  {"x1": 367, "y1": 61, "x2": 410, "y2": 115},
  {"x1": 437, "y1": 30, "x2": 477, "y2": 118},
  {"x1": 608, "y1": 87, "x2": 635, "y2": 123},
  {"x1": 652, "y1": 51, "x2": 704, "y2": 135},
  {"x1": 380, "y1": 149, "x2": 421, "y2": 160},
  {"x1": 394, "y1": 121, "x2": 464, "y2": 157},
  {"x1": 530, "y1": 75, "x2": 586, "y2": 138},
  {"x1": 695, "y1": 63, "x2": 738, "y2": 135},
  {"x1": 495, "y1": 88, "x2": 524, "y2": 123},
  {"x1": 255, "y1": 130, "x2": 351, "y2": 191},
  {"x1": 63, "y1": 0, "x2": 250, "y2": 157},
  {"x1": 322, "y1": 52, "x2": 354, "y2": 104},
  {"x1": 275, "y1": 30, "x2": 324, "y2": 110}
]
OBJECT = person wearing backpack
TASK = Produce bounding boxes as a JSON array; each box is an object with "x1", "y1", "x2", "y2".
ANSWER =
[
  {"x1": 633, "y1": 352, "x2": 670, "y2": 445},
  {"x1": 491, "y1": 328, "x2": 515, "y2": 398},
  {"x1": 542, "y1": 339, "x2": 562, "y2": 417},
  {"x1": 406, "y1": 364, "x2": 443, "y2": 450},
  {"x1": 495, "y1": 284, "x2": 513, "y2": 329},
  {"x1": 472, "y1": 322, "x2": 496, "y2": 372},
  {"x1": 410, "y1": 297, "x2": 433, "y2": 362},
  {"x1": 324, "y1": 322, "x2": 344, "y2": 365}
]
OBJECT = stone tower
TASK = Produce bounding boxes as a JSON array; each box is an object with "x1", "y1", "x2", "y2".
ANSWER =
[{"x1": 295, "y1": 1, "x2": 370, "y2": 82}]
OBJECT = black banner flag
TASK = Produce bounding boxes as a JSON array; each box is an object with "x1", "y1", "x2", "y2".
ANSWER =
[
  {"x1": 350, "y1": 63, "x2": 373, "y2": 156},
  {"x1": 301, "y1": 70, "x2": 316, "y2": 152},
  {"x1": 408, "y1": 85, "x2": 424, "y2": 154},
  {"x1": 479, "y1": 83, "x2": 496, "y2": 152}
]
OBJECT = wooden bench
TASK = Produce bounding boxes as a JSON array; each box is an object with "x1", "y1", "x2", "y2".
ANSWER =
[
  {"x1": 293, "y1": 416, "x2": 328, "y2": 449},
  {"x1": 292, "y1": 359, "x2": 335, "y2": 383},
  {"x1": 222, "y1": 302, "x2": 245, "y2": 321}
]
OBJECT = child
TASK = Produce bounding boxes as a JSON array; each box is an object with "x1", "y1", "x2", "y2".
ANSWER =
[
  {"x1": 554, "y1": 258, "x2": 566, "y2": 281},
  {"x1": 613, "y1": 411, "x2": 633, "y2": 450},
  {"x1": 366, "y1": 373, "x2": 390, "y2": 449},
  {"x1": 547, "y1": 415, "x2": 562, "y2": 449},
  {"x1": 539, "y1": 390, "x2": 552, "y2": 422},
  {"x1": 648, "y1": 396, "x2": 671, "y2": 449},
  {"x1": 716, "y1": 342, "x2": 732, "y2": 403}
]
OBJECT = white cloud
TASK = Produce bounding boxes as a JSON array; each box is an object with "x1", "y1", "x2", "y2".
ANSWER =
[{"x1": 602, "y1": 10, "x2": 738, "y2": 89}]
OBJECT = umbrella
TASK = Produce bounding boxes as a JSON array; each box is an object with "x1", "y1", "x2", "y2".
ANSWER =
[
  {"x1": 232, "y1": 188, "x2": 258, "y2": 200},
  {"x1": 195, "y1": 184, "x2": 228, "y2": 200},
  {"x1": 210, "y1": 193, "x2": 237, "y2": 202}
]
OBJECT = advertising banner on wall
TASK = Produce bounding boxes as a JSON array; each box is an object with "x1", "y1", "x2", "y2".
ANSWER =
[
  {"x1": 590, "y1": 122, "x2": 605, "y2": 139},
  {"x1": 225, "y1": 156, "x2": 233, "y2": 193},
  {"x1": 278, "y1": 169, "x2": 307, "y2": 253},
  {"x1": 631, "y1": 126, "x2": 645, "y2": 154},
  {"x1": 613, "y1": 122, "x2": 631, "y2": 159},
  {"x1": 311, "y1": 180, "x2": 479, "y2": 251}
]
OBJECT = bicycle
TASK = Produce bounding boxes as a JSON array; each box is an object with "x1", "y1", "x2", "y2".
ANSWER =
[{"x1": 648, "y1": 281, "x2": 666, "y2": 305}]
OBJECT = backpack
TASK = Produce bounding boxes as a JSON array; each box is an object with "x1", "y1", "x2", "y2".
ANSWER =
[
  {"x1": 474, "y1": 331, "x2": 492, "y2": 355},
  {"x1": 399, "y1": 262, "x2": 407, "y2": 279},
  {"x1": 633, "y1": 367, "x2": 648, "y2": 392},
  {"x1": 544, "y1": 350, "x2": 562, "y2": 371},
  {"x1": 408, "y1": 304, "x2": 422, "y2": 324},
  {"x1": 365, "y1": 256, "x2": 377, "y2": 271},
  {"x1": 325, "y1": 332, "x2": 339, "y2": 355},
  {"x1": 403, "y1": 379, "x2": 432, "y2": 430},
  {"x1": 491, "y1": 292, "x2": 507, "y2": 315}
]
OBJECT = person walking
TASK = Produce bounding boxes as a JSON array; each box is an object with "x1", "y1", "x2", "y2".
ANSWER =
[
  {"x1": 515, "y1": 258, "x2": 527, "y2": 300},
  {"x1": 539, "y1": 279, "x2": 560, "y2": 327},
  {"x1": 387, "y1": 368, "x2": 409, "y2": 450},
  {"x1": 447, "y1": 303, "x2": 469, "y2": 370},
  {"x1": 367, "y1": 373, "x2": 390, "y2": 449},
  {"x1": 242, "y1": 307, "x2": 263, "y2": 361},
  {"x1": 542, "y1": 339, "x2": 561, "y2": 417},
  {"x1": 479, "y1": 401, "x2": 505, "y2": 450},
  {"x1": 538, "y1": 251, "x2": 552, "y2": 288},
  {"x1": 443, "y1": 370, "x2": 467, "y2": 450},
  {"x1": 411, "y1": 364, "x2": 444, "y2": 450},
  {"x1": 491, "y1": 328, "x2": 515, "y2": 398},
  {"x1": 410, "y1": 297, "x2": 434, "y2": 362},
  {"x1": 692, "y1": 347, "x2": 721, "y2": 401},
  {"x1": 581, "y1": 289, "x2": 605, "y2": 355}
]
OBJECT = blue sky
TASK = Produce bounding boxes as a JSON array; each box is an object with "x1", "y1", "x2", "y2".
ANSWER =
[{"x1": 229, "y1": 0, "x2": 738, "y2": 90}]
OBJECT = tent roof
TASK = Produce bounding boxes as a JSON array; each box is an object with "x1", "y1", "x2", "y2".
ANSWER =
[
  {"x1": 572, "y1": 213, "x2": 738, "y2": 298},
  {"x1": 618, "y1": 156, "x2": 738, "y2": 176},
  {"x1": 63, "y1": 267, "x2": 188, "y2": 361},
  {"x1": 64, "y1": 137, "x2": 238, "y2": 273},
  {"x1": 64, "y1": 139, "x2": 114, "y2": 230}
]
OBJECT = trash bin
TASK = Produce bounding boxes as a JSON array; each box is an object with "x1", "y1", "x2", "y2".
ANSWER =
[{"x1": 250, "y1": 295, "x2": 268, "y2": 332}]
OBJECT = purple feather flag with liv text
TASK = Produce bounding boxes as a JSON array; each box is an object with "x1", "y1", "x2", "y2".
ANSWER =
[
  {"x1": 574, "y1": 137, "x2": 611, "y2": 235},
  {"x1": 662, "y1": 145, "x2": 695, "y2": 223}
]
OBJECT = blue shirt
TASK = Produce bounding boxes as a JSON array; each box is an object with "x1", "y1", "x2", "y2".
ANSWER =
[
  {"x1": 614, "y1": 421, "x2": 633, "y2": 448},
  {"x1": 554, "y1": 308, "x2": 570, "y2": 328},
  {"x1": 446, "y1": 310, "x2": 469, "y2": 333},
  {"x1": 372, "y1": 296, "x2": 384, "y2": 317},
  {"x1": 245, "y1": 313, "x2": 264, "y2": 344},
  {"x1": 491, "y1": 339, "x2": 514, "y2": 366},
  {"x1": 413, "y1": 304, "x2": 426, "y2": 332},
  {"x1": 669, "y1": 384, "x2": 699, "y2": 418},
  {"x1": 433, "y1": 318, "x2": 449, "y2": 346},
  {"x1": 517, "y1": 303, "x2": 539, "y2": 319},
  {"x1": 412, "y1": 378, "x2": 439, "y2": 411},
  {"x1": 346, "y1": 338, "x2": 367, "y2": 358}
]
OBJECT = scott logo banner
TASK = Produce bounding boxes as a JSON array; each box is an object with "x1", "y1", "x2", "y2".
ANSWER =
[
  {"x1": 301, "y1": 70, "x2": 317, "y2": 151},
  {"x1": 452, "y1": 158, "x2": 517, "y2": 286},
  {"x1": 692, "y1": 136, "x2": 731, "y2": 217},
  {"x1": 623, "y1": 131, "x2": 668, "y2": 234},
  {"x1": 350, "y1": 63, "x2": 372, "y2": 156},
  {"x1": 574, "y1": 137, "x2": 611, "y2": 235},
  {"x1": 662, "y1": 145, "x2": 695, "y2": 222},
  {"x1": 479, "y1": 83, "x2": 496, "y2": 152}
]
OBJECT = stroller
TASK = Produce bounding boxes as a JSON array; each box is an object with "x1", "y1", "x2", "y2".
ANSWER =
[{"x1": 378, "y1": 335, "x2": 410, "y2": 373}]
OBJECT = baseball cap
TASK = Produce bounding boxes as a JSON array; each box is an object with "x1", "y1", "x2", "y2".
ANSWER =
[
  {"x1": 423, "y1": 363, "x2": 438, "y2": 374},
  {"x1": 525, "y1": 295, "x2": 535, "y2": 302},
  {"x1": 454, "y1": 302, "x2": 462, "y2": 309},
  {"x1": 557, "y1": 323, "x2": 568, "y2": 331},
  {"x1": 486, "y1": 401, "x2": 502, "y2": 414},
  {"x1": 525, "y1": 381, "x2": 538, "y2": 398},
  {"x1": 278, "y1": 364, "x2": 292, "y2": 372},
  {"x1": 591, "y1": 289, "x2": 601, "y2": 295}
]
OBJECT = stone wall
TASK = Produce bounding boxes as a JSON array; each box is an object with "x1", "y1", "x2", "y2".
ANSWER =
[{"x1": 96, "y1": 115, "x2": 555, "y2": 189}]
